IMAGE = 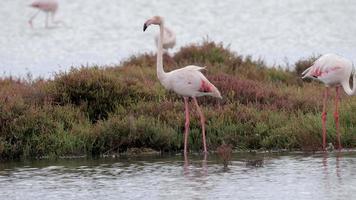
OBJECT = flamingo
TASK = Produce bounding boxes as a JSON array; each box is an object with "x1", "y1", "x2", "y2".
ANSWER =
[
  {"x1": 143, "y1": 16, "x2": 222, "y2": 154},
  {"x1": 154, "y1": 26, "x2": 176, "y2": 51},
  {"x1": 302, "y1": 53, "x2": 356, "y2": 151},
  {"x1": 28, "y1": 0, "x2": 58, "y2": 28}
]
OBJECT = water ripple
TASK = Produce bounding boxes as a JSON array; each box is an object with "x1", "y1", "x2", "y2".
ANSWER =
[{"x1": 0, "y1": 152, "x2": 355, "y2": 200}]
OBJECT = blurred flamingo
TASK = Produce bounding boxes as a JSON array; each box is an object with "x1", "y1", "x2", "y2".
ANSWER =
[
  {"x1": 28, "y1": 0, "x2": 58, "y2": 28},
  {"x1": 302, "y1": 53, "x2": 356, "y2": 150},
  {"x1": 155, "y1": 26, "x2": 176, "y2": 51},
  {"x1": 143, "y1": 16, "x2": 222, "y2": 154}
]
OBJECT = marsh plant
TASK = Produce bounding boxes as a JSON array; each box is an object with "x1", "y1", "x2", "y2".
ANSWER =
[
  {"x1": 0, "y1": 40, "x2": 355, "y2": 160},
  {"x1": 217, "y1": 143, "x2": 233, "y2": 168}
]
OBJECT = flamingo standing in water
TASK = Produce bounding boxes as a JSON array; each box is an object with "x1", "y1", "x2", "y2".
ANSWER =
[
  {"x1": 143, "y1": 16, "x2": 222, "y2": 154},
  {"x1": 28, "y1": 0, "x2": 58, "y2": 28},
  {"x1": 302, "y1": 53, "x2": 356, "y2": 150},
  {"x1": 155, "y1": 26, "x2": 176, "y2": 51}
]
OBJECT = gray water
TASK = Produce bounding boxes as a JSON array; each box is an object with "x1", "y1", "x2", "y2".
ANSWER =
[
  {"x1": 0, "y1": 152, "x2": 355, "y2": 200},
  {"x1": 1, "y1": 0, "x2": 356, "y2": 77}
]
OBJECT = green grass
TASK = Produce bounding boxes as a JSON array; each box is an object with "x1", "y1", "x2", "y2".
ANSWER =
[{"x1": 0, "y1": 40, "x2": 355, "y2": 160}]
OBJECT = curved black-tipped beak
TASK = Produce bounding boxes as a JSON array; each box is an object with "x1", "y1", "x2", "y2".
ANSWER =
[{"x1": 143, "y1": 23, "x2": 148, "y2": 32}]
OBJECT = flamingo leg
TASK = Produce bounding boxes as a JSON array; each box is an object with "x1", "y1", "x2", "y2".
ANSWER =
[
  {"x1": 51, "y1": 12, "x2": 60, "y2": 25},
  {"x1": 51, "y1": 12, "x2": 55, "y2": 24},
  {"x1": 45, "y1": 12, "x2": 49, "y2": 28},
  {"x1": 29, "y1": 10, "x2": 41, "y2": 28},
  {"x1": 192, "y1": 97, "x2": 207, "y2": 154},
  {"x1": 322, "y1": 87, "x2": 329, "y2": 151},
  {"x1": 183, "y1": 97, "x2": 190, "y2": 154},
  {"x1": 334, "y1": 86, "x2": 342, "y2": 150}
]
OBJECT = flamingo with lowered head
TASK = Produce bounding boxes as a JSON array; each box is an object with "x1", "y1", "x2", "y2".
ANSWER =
[
  {"x1": 28, "y1": 0, "x2": 58, "y2": 28},
  {"x1": 302, "y1": 53, "x2": 356, "y2": 150},
  {"x1": 155, "y1": 26, "x2": 176, "y2": 51},
  {"x1": 143, "y1": 16, "x2": 222, "y2": 154}
]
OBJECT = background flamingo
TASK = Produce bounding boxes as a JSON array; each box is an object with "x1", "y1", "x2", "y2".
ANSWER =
[
  {"x1": 302, "y1": 53, "x2": 356, "y2": 150},
  {"x1": 143, "y1": 16, "x2": 222, "y2": 154},
  {"x1": 28, "y1": 0, "x2": 58, "y2": 28},
  {"x1": 155, "y1": 26, "x2": 176, "y2": 51}
]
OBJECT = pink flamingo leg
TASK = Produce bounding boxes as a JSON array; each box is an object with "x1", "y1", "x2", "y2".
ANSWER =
[
  {"x1": 334, "y1": 86, "x2": 342, "y2": 150},
  {"x1": 45, "y1": 12, "x2": 49, "y2": 28},
  {"x1": 193, "y1": 97, "x2": 207, "y2": 153},
  {"x1": 50, "y1": 12, "x2": 62, "y2": 25},
  {"x1": 183, "y1": 97, "x2": 190, "y2": 154},
  {"x1": 29, "y1": 10, "x2": 41, "y2": 28},
  {"x1": 322, "y1": 88, "x2": 329, "y2": 151},
  {"x1": 51, "y1": 12, "x2": 55, "y2": 24}
]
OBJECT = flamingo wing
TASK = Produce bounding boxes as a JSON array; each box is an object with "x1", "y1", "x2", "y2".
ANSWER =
[{"x1": 175, "y1": 65, "x2": 206, "y2": 72}]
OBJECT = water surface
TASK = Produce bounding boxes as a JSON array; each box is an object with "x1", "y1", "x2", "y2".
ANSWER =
[
  {"x1": 1, "y1": 0, "x2": 356, "y2": 77},
  {"x1": 0, "y1": 151, "x2": 355, "y2": 200}
]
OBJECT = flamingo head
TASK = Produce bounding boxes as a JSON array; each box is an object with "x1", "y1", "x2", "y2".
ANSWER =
[{"x1": 143, "y1": 16, "x2": 163, "y2": 31}]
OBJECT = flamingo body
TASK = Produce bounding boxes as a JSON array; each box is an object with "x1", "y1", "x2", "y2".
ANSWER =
[
  {"x1": 162, "y1": 65, "x2": 221, "y2": 98},
  {"x1": 30, "y1": 0, "x2": 58, "y2": 12},
  {"x1": 302, "y1": 54, "x2": 354, "y2": 89},
  {"x1": 302, "y1": 53, "x2": 356, "y2": 150}
]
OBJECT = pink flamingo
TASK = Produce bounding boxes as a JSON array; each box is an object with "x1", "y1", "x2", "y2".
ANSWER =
[
  {"x1": 155, "y1": 26, "x2": 176, "y2": 51},
  {"x1": 28, "y1": 0, "x2": 58, "y2": 28},
  {"x1": 302, "y1": 53, "x2": 356, "y2": 150},
  {"x1": 143, "y1": 16, "x2": 222, "y2": 154}
]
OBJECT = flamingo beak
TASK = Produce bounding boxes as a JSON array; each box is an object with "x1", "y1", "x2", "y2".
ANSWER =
[{"x1": 143, "y1": 19, "x2": 155, "y2": 31}]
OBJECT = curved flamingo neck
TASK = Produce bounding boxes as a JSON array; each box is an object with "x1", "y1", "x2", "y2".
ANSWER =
[
  {"x1": 157, "y1": 22, "x2": 167, "y2": 84},
  {"x1": 341, "y1": 74, "x2": 356, "y2": 95},
  {"x1": 165, "y1": 27, "x2": 173, "y2": 37}
]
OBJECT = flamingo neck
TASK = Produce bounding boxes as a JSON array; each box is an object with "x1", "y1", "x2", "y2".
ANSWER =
[
  {"x1": 341, "y1": 74, "x2": 356, "y2": 95},
  {"x1": 165, "y1": 27, "x2": 172, "y2": 37},
  {"x1": 157, "y1": 22, "x2": 167, "y2": 84}
]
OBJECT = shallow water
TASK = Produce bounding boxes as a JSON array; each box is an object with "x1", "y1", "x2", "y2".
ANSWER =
[
  {"x1": 0, "y1": 151, "x2": 355, "y2": 200},
  {"x1": 1, "y1": 0, "x2": 356, "y2": 77}
]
